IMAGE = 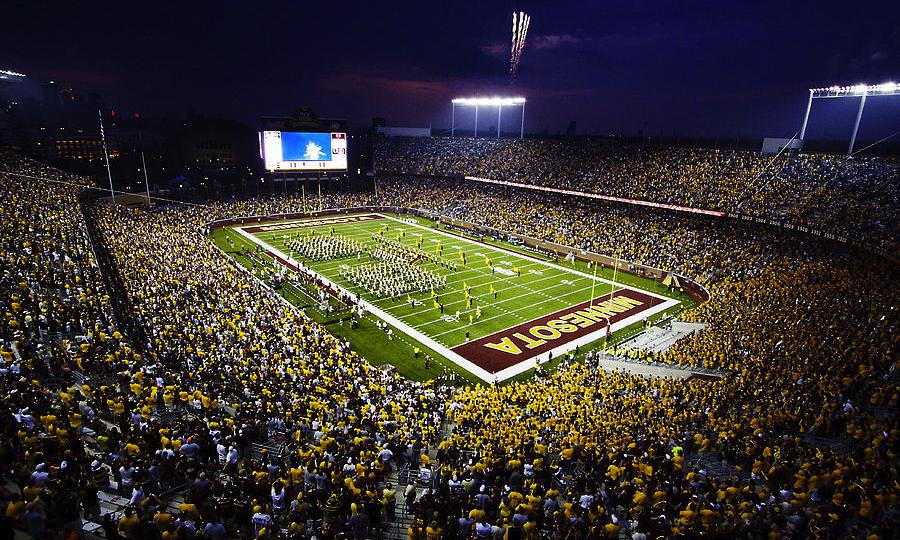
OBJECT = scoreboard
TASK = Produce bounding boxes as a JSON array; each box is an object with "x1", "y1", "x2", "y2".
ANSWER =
[{"x1": 260, "y1": 131, "x2": 348, "y2": 172}]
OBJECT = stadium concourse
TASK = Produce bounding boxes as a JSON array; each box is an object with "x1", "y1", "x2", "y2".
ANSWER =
[{"x1": 0, "y1": 149, "x2": 897, "y2": 540}]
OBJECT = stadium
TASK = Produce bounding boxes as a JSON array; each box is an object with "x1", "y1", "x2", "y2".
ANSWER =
[{"x1": 0, "y1": 4, "x2": 899, "y2": 540}]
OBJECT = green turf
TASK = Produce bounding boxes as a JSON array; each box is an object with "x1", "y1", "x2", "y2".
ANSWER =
[
  {"x1": 211, "y1": 212, "x2": 695, "y2": 384},
  {"x1": 210, "y1": 225, "x2": 481, "y2": 385}
]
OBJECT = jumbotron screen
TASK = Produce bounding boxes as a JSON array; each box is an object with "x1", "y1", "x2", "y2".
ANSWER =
[{"x1": 260, "y1": 131, "x2": 348, "y2": 171}]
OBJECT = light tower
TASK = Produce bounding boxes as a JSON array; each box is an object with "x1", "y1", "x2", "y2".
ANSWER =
[
  {"x1": 799, "y1": 82, "x2": 900, "y2": 154},
  {"x1": 451, "y1": 97, "x2": 526, "y2": 139}
]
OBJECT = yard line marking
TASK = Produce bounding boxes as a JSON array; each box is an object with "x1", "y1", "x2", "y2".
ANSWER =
[
  {"x1": 258, "y1": 216, "x2": 621, "y2": 336},
  {"x1": 233, "y1": 211, "x2": 682, "y2": 383},
  {"x1": 376, "y1": 271, "x2": 575, "y2": 313},
  {"x1": 233, "y1": 224, "x2": 498, "y2": 382},
  {"x1": 429, "y1": 282, "x2": 616, "y2": 337},
  {"x1": 376, "y1": 213, "x2": 670, "y2": 298},
  {"x1": 392, "y1": 274, "x2": 595, "y2": 324},
  {"x1": 279, "y1": 219, "x2": 548, "y2": 304}
]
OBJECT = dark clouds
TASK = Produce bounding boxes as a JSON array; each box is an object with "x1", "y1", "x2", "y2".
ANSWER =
[{"x1": 1, "y1": 0, "x2": 898, "y2": 137}]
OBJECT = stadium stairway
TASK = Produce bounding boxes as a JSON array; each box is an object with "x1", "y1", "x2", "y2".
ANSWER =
[
  {"x1": 81, "y1": 485, "x2": 189, "y2": 539},
  {"x1": 250, "y1": 439, "x2": 289, "y2": 462},
  {"x1": 594, "y1": 353, "x2": 712, "y2": 380},
  {"x1": 804, "y1": 434, "x2": 852, "y2": 454},
  {"x1": 622, "y1": 322, "x2": 707, "y2": 354},
  {"x1": 686, "y1": 452, "x2": 739, "y2": 481},
  {"x1": 382, "y1": 466, "x2": 419, "y2": 540},
  {"x1": 380, "y1": 444, "x2": 442, "y2": 540}
]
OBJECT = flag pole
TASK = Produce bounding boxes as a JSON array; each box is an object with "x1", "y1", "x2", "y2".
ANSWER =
[
  {"x1": 99, "y1": 109, "x2": 115, "y2": 202},
  {"x1": 610, "y1": 253, "x2": 618, "y2": 300},
  {"x1": 139, "y1": 130, "x2": 151, "y2": 207},
  {"x1": 603, "y1": 253, "x2": 619, "y2": 350}
]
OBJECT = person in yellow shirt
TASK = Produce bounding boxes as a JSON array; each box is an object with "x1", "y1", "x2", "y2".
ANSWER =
[
  {"x1": 4, "y1": 494, "x2": 26, "y2": 521},
  {"x1": 153, "y1": 511, "x2": 174, "y2": 528},
  {"x1": 118, "y1": 507, "x2": 140, "y2": 537},
  {"x1": 425, "y1": 521, "x2": 442, "y2": 540}
]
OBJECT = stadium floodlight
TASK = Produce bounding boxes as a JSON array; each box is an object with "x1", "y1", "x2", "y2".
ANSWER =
[
  {"x1": 451, "y1": 96, "x2": 527, "y2": 139},
  {"x1": 800, "y1": 81, "x2": 899, "y2": 153},
  {"x1": 0, "y1": 69, "x2": 26, "y2": 78},
  {"x1": 452, "y1": 97, "x2": 526, "y2": 106},
  {"x1": 809, "y1": 82, "x2": 900, "y2": 97}
]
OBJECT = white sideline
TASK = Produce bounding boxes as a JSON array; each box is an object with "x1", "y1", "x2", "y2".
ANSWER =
[
  {"x1": 234, "y1": 213, "x2": 681, "y2": 383},
  {"x1": 235, "y1": 221, "x2": 496, "y2": 382}
]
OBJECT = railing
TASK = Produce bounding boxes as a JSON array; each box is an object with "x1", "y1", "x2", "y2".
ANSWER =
[{"x1": 78, "y1": 190, "x2": 151, "y2": 352}]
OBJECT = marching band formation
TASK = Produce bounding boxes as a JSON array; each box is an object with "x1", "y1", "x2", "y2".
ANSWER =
[
  {"x1": 285, "y1": 232, "x2": 365, "y2": 261},
  {"x1": 339, "y1": 261, "x2": 446, "y2": 299},
  {"x1": 281, "y1": 226, "x2": 461, "y2": 301},
  {"x1": 371, "y1": 234, "x2": 458, "y2": 270}
]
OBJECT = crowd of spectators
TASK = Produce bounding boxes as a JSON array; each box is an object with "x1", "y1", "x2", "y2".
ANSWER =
[
  {"x1": 0, "y1": 152, "x2": 138, "y2": 538},
  {"x1": 0, "y1": 152, "x2": 448, "y2": 539},
  {"x1": 336, "y1": 177, "x2": 899, "y2": 538},
  {"x1": 375, "y1": 138, "x2": 898, "y2": 253},
  {"x1": 0, "y1": 150, "x2": 896, "y2": 539},
  {"x1": 326, "y1": 177, "x2": 776, "y2": 284}
]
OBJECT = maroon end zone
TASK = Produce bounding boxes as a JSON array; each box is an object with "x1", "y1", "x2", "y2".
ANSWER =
[
  {"x1": 241, "y1": 214, "x2": 384, "y2": 233},
  {"x1": 452, "y1": 289, "x2": 665, "y2": 373}
]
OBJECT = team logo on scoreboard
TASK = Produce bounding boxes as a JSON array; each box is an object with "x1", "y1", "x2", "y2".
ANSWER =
[{"x1": 261, "y1": 130, "x2": 348, "y2": 172}]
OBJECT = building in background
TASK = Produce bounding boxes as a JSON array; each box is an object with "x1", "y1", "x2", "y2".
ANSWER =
[
  {"x1": 51, "y1": 135, "x2": 110, "y2": 161},
  {"x1": 376, "y1": 126, "x2": 431, "y2": 137},
  {"x1": 177, "y1": 117, "x2": 258, "y2": 170}
]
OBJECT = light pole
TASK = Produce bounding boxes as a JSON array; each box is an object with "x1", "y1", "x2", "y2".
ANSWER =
[
  {"x1": 451, "y1": 102, "x2": 455, "y2": 137},
  {"x1": 848, "y1": 91, "x2": 868, "y2": 154},
  {"x1": 799, "y1": 82, "x2": 898, "y2": 154},
  {"x1": 98, "y1": 109, "x2": 115, "y2": 202},
  {"x1": 450, "y1": 97, "x2": 526, "y2": 140},
  {"x1": 520, "y1": 101, "x2": 525, "y2": 139},
  {"x1": 799, "y1": 89, "x2": 813, "y2": 140}
]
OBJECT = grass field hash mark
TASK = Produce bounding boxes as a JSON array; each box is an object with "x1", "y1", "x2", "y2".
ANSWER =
[
  {"x1": 255, "y1": 216, "x2": 628, "y2": 344},
  {"x1": 428, "y1": 281, "x2": 620, "y2": 338},
  {"x1": 406, "y1": 275, "x2": 598, "y2": 330},
  {"x1": 244, "y1": 213, "x2": 680, "y2": 365},
  {"x1": 377, "y1": 270, "x2": 576, "y2": 313}
]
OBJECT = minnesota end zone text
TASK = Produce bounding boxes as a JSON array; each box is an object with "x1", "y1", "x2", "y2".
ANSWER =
[{"x1": 453, "y1": 289, "x2": 663, "y2": 373}]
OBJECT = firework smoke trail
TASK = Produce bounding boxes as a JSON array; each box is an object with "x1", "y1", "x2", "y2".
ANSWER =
[
  {"x1": 509, "y1": 11, "x2": 531, "y2": 80},
  {"x1": 511, "y1": 12, "x2": 528, "y2": 77},
  {"x1": 510, "y1": 12, "x2": 518, "y2": 77},
  {"x1": 510, "y1": 16, "x2": 515, "y2": 77},
  {"x1": 519, "y1": 14, "x2": 530, "y2": 68},
  {"x1": 515, "y1": 13, "x2": 524, "y2": 70}
]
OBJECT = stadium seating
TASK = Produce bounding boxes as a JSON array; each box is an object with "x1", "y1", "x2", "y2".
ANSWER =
[
  {"x1": 0, "y1": 150, "x2": 896, "y2": 539},
  {"x1": 375, "y1": 138, "x2": 899, "y2": 254}
]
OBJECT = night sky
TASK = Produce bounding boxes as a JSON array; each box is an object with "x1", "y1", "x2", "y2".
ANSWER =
[{"x1": 2, "y1": 0, "x2": 899, "y2": 139}]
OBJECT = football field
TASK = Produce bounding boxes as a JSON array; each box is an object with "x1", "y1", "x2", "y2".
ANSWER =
[{"x1": 230, "y1": 212, "x2": 683, "y2": 382}]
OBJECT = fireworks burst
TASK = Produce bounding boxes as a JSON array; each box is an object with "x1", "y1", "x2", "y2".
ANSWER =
[{"x1": 509, "y1": 11, "x2": 531, "y2": 80}]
